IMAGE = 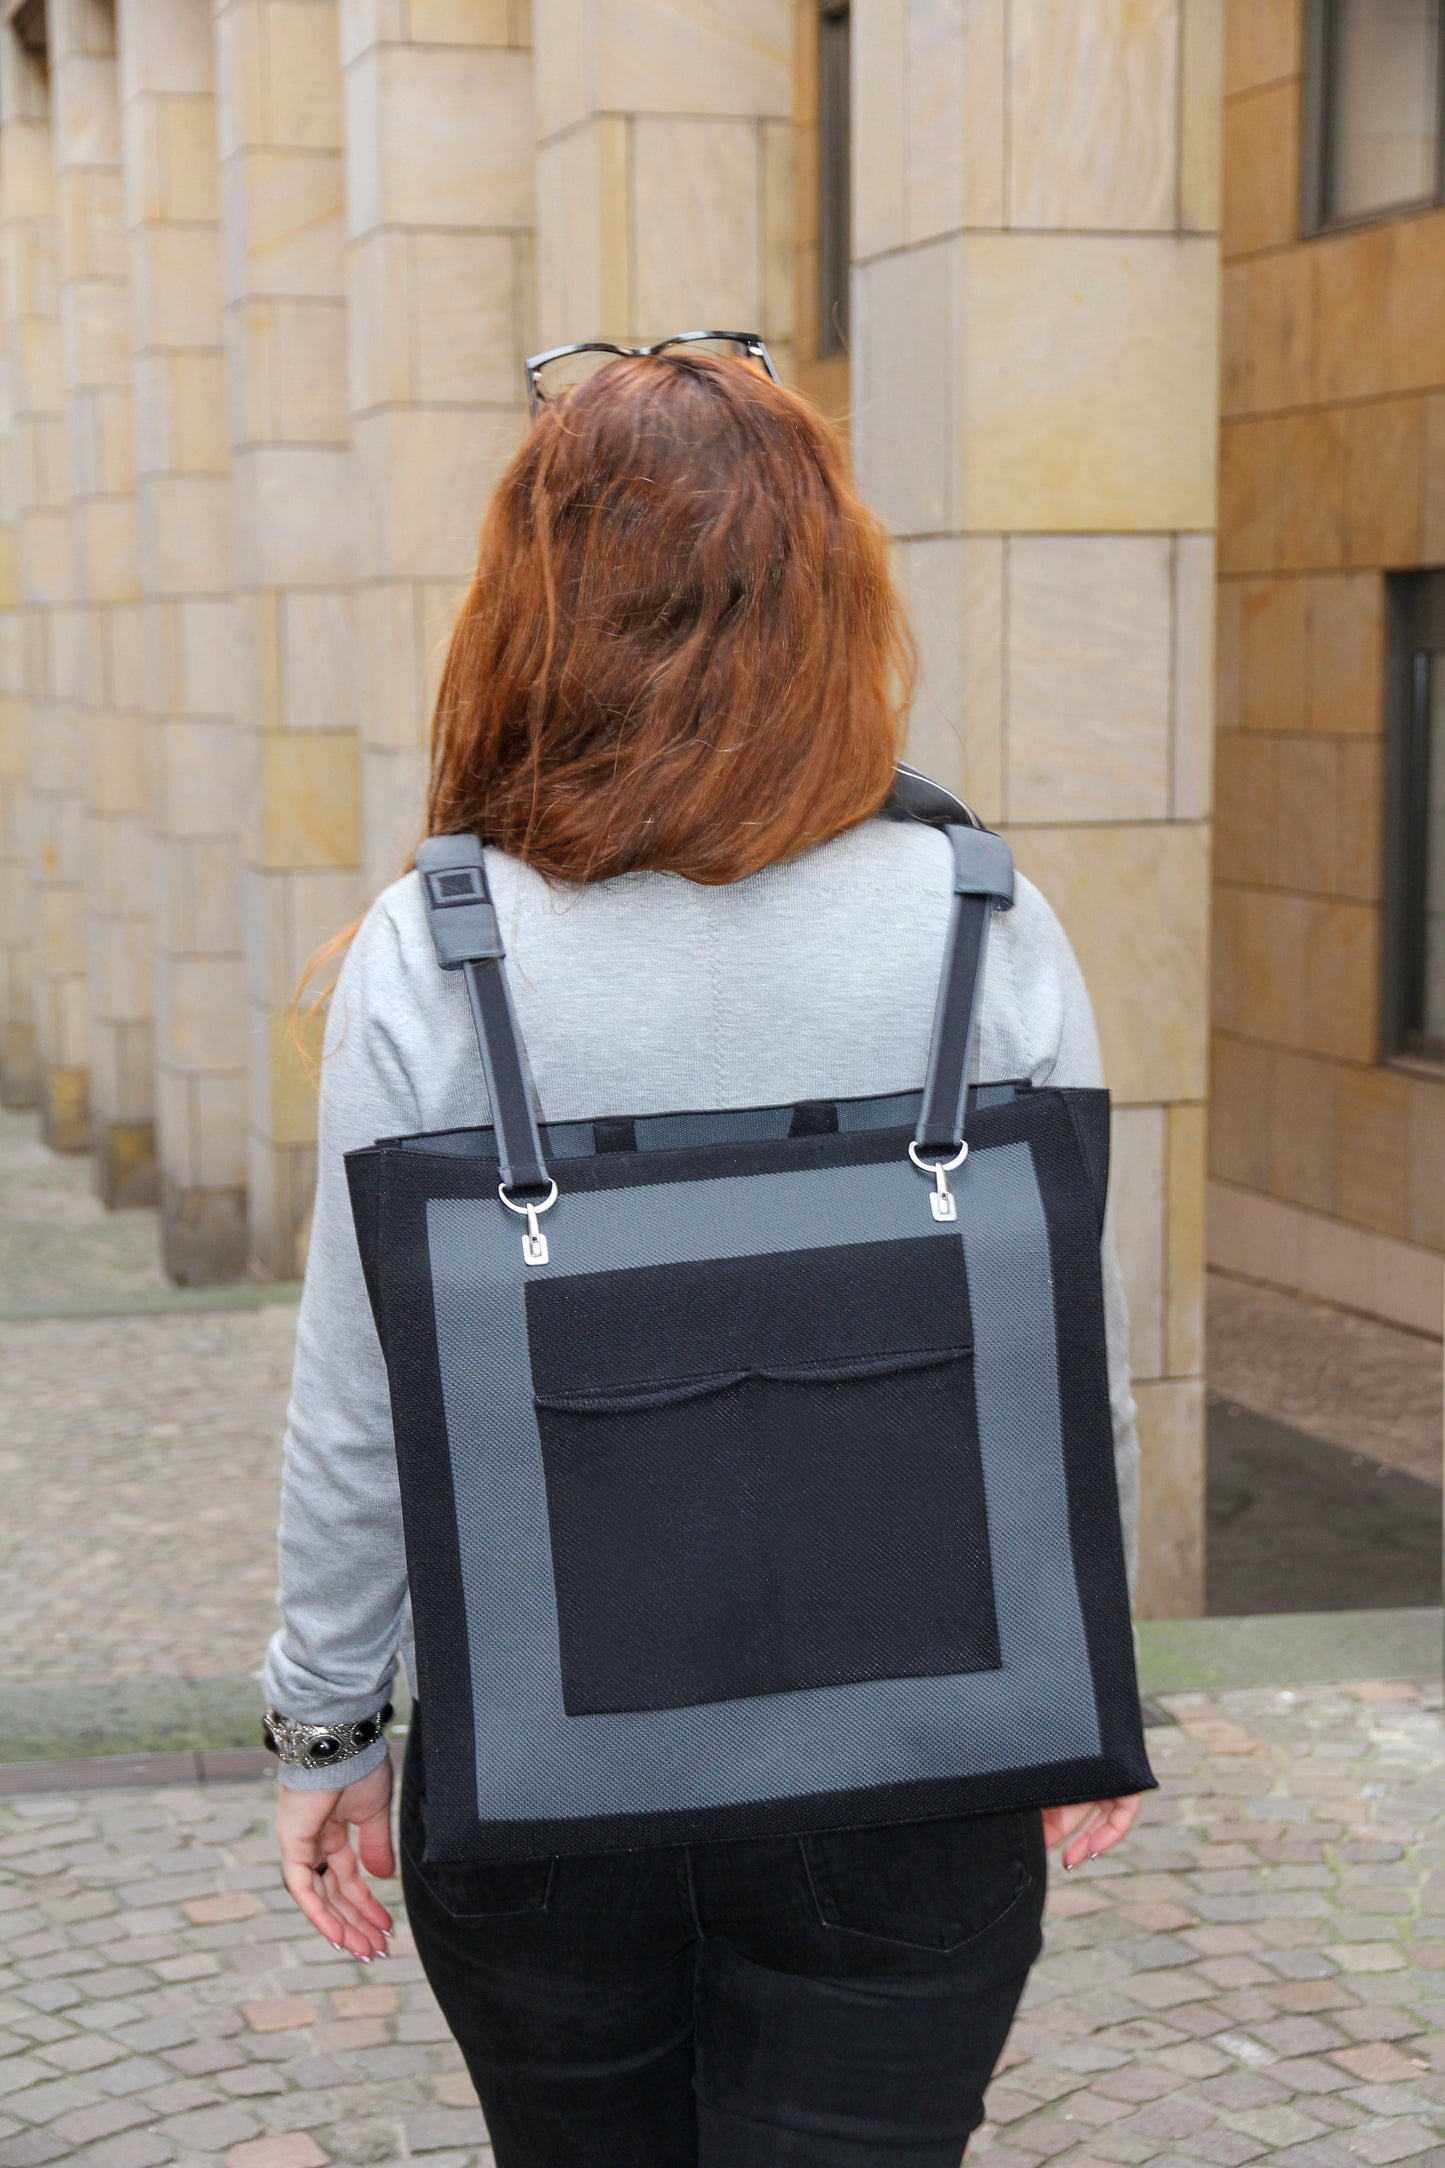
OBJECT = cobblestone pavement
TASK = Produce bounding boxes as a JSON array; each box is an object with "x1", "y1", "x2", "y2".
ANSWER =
[
  {"x1": 0, "y1": 1110, "x2": 292, "y2": 1684},
  {"x1": 0, "y1": 1683, "x2": 1440, "y2": 2168},
  {"x1": 0, "y1": 1112, "x2": 168, "y2": 1314},
  {"x1": 0, "y1": 1309, "x2": 292, "y2": 1684},
  {"x1": 1208, "y1": 1276, "x2": 1442, "y2": 1490}
]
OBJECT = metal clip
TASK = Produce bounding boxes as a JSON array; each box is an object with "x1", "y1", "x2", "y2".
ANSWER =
[
  {"x1": 499, "y1": 1178, "x2": 559, "y2": 1267},
  {"x1": 520, "y1": 1204, "x2": 549, "y2": 1265},
  {"x1": 908, "y1": 1139, "x2": 968, "y2": 1224}
]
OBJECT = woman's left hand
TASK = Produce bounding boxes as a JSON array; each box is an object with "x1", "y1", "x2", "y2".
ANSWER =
[
  {"x1": 1042, "y1": 1793, "x2": 1142, "y2": 1872},
  {"x1": 277, "y1": 1754, "x2": 396, "y2": 1959}
]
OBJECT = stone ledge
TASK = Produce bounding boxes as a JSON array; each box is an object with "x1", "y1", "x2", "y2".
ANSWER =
[
  {"x1": 0, "y1": 1746, "x2": 274, "y2": 1795},
  {"x1": 0, "y1": 1671, "x2": 417, "y2": 1769},
  {"x1": 0, "y1": 1279, "x2": 301, "y2": 1320},
  {"x1": 1139, "y1": 1604, "x2": 1443, "y2": 1695},
  {"x1": 0, "y1": 1672, "x2": 268, "y2": 1762}
]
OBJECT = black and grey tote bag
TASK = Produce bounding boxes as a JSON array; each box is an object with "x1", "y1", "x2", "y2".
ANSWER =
[{"x1": 347, "y1": 767, "x2": 1153, "y2": 1862}]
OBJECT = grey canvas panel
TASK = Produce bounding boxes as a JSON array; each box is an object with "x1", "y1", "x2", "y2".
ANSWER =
[{"x1": 425, "y1": 1145, "x2": 1100, "y2": 1824}]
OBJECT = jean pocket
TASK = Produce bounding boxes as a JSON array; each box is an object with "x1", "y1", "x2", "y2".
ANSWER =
[
  {"x1": 800, "y1": 1811, "x2": 1034, "y2": 1954},
  {"x1": 402, "y1": 1842, "x2": 555, "y2": 1921}
]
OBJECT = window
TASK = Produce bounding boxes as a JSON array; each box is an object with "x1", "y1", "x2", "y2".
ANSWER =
[
  {"x1": 817, "y1": 2, "x2": 850, "y2": 357},
  {"x1": 1304, "y1": 0, "x2": 1445, "y2": 229},
  {"x1": 1385, "y1": 574, "x2": 1445, "y2": 1063}
]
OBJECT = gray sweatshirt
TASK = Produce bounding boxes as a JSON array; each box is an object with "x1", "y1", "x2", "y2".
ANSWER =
[{"x1": 263, "y1": 815, "x2": 1140, "y2": 1790}]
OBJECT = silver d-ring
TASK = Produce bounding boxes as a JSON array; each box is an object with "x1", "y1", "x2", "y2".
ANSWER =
[
  {"x1": 498, "y1": 1178, "x2": 559, "y2": 1217},
  {"x1": 908, "y1": 1139, "x2": 968, "y2": 1176}
]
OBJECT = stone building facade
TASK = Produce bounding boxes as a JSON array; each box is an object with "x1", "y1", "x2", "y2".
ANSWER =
[
  {"x1": 0, "y1": 0, "x2": 1437, "y2": 1613},
  {"x1": 1212, "y1": 0, "x2": 1445, "y2": 1342}
]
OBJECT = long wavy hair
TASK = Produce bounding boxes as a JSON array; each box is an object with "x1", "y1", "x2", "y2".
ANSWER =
[
  {"x1": 299, "y1": 355, "x2": 914, "y2": 1043},
  {"x1": 424, "y1": 351, "x2": 913, "y2": 883}
]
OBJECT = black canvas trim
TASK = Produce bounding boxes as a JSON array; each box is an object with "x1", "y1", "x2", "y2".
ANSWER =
[
  {"x1": 383, "y1": 1083, "x2": 1028, "y2": 1160},
  {"x1": 1027, "y1": 1099, "x2": 1150, "y2": 1799},
  {"x1": 366, "y1": 1148, "x2": 482, "y2": 1813},
  {"x1": 789, "y1": 1099, "x2": 840, "y2": 1136},
  {"x1": 423, "y1": 1755, "x2": 1146, "y2": 1863},
  {"x1": 381, "y1": 1093, "x2": 1035, "y2": 1203},
  {"x1": 1064, "y1": 1092, "x2": 1111, "y2": 1234},
  {"x1": 592, "y1": 1116, "x2": 637, "y2": 1153},
  {"x1": 345, "y1": 1148, "x2": 388, "y2": 1355}
]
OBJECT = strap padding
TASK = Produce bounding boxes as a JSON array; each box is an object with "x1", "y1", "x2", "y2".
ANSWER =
[
  {"x1": 417, "y1": 837, "x2": 505, "y2": 969},
  {"x1": 915, "y1": 819, "x2": 1014, "y2": 1157},
  {"x1": 950, "y1": 826, "x2": 1014, "y2": 907},
  {"x1": 415, "y1": 833, "x2": 550, "y2": 1196}
]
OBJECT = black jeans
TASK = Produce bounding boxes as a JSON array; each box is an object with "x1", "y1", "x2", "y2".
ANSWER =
[{"x1": 401, "y1": 1727, "x2": 1045, "y2": 2167}]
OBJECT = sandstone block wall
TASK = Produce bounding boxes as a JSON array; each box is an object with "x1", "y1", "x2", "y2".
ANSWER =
[
  {"x1": 851, "y1": 0, "x2": 1225, "y2": 1618},
  {"x1": 1212, "y1": 0, "x2": 1445, "y2": 1338}
]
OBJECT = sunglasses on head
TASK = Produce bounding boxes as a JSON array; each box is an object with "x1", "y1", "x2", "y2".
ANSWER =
[{"x1": 525, "y1": 331, "x2": 779, "y2": 417}]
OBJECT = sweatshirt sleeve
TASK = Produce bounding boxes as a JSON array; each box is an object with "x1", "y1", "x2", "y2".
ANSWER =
[
  {"x1": 1002, "y1": 878, "x2": 1142, "y2": 1598},
  {"x1": 260, "y1": 901, "x2": 422, "y2": 1790}
]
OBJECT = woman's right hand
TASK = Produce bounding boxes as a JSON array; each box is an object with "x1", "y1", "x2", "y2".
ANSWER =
[
  {"x1": 1043, "y1": 1794, "x2": 1141, "y2": 1871},
  {"x1": 277, "y1": 1753, "x2": 396, "y2": 1959}
]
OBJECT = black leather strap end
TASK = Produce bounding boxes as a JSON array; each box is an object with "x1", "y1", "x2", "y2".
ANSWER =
[
  {"x1": 949, "y1": 826, "x2": 1014, "y2": 908},
  {"x1": 416, "y1": 835, "x2": 504, "y2": 969}
]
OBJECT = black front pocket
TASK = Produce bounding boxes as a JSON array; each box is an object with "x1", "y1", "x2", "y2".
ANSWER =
[{"x1": 526, "y1": 1238, "x2": 1001, "y2": 1717}]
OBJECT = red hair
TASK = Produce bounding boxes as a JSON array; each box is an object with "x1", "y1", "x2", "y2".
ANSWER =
[{"x1": 426, "y1": 352, "x2": 914, "y2": 883}]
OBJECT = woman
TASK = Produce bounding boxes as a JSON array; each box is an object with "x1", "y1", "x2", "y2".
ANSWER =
[{"x1": 265, "y1": 345, "x2": 1143, "y2": 2166}]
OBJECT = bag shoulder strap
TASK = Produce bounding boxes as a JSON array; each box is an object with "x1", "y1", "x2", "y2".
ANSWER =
[
  {"x1": 880, "y1": 762, "x2": 1016, "y2": 1159},
  {"x1": 415, "y1": 835, "x2": 550, "y2": 1198},
  {"x1": 415, "y1": 762, "x2": 1014, "y2": 1192},
  {"x1": 916, "y1": 824, "x2": 1014, "y2": 1160}
]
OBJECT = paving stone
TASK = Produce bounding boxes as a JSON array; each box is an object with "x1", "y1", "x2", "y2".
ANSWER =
[
  {"x1": 50, "y1": 2098, "x2": 152, "y2": 2144},
  {"x1": 1337, "y1": 2046, "x2": 1435, "y2": 2084},
  {"x1": 241, "y1": 2002, "x2": 316, "y2": 2037},
  {"x1": 76, "y1": 2135, "x2": 175, "y2": 2168},
  {"x1": 406, "y1": 2113, "x2": 489, "y2": 2154},
  {"x1": 225, "y1": 2140, "x2": 329, "y2": 2168},
  {"x1": 0, "y1": 2136, "x2": 72, "y2": 2167},
  {"x1": 157, "y1": 2102, "x2": 260, "y2": 2148},
  {"x1": 1346, "y1": 2120, "x2": 1443, "y2": 2162}
]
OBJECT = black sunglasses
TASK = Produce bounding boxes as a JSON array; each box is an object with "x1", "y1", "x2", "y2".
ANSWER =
[{"x1": 524, "y1": 331, "x2": 780, "y2": 417}]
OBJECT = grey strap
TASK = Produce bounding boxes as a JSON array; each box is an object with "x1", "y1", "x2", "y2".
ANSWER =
[
  {"x1": 415, "y1": 836, "x2": 551, "y2": 1197},
  {"x1": 416, "y1": 773, "x2": 1010, "y2": 1181},
  {"x1": 915, "y1": 826, "x2": 1015, "y2": 1159}
]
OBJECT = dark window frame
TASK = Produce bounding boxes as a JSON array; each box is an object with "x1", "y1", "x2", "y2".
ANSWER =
[
  {"x1": 817, "y1": 0, "x2": 850, "y2": 359},
  {"x1": 1301, "y1": 0, "x2": 1445, "y2": 235},
  {"x1": 1384, "y1": 572, "x2": 1445, "y2": 1066}
]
